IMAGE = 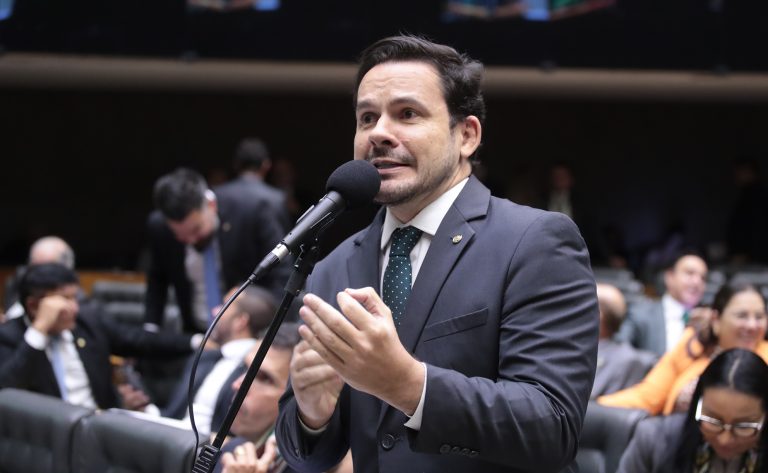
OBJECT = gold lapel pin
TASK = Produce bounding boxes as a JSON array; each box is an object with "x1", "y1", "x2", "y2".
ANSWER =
[
  {"x1": 451, "y1": 234, "x2": 463, "y2": 244},
  {"x1": 76, "y1": 338, "x2": 86, "y2": 348},
  {"x1": 222, "y1": 222, "x2": 232, "y2": 232}
]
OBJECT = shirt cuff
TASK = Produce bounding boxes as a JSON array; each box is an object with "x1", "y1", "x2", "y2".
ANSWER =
[
  {"x1": 24, "y1": 326, "x2": 49, "y2": 351},
  {"x1": 298, "y1": 412, "x2": 328, "y2": 436},
  {"x1": 404, "y1": 362, "x2": 427, "y2": 431}
]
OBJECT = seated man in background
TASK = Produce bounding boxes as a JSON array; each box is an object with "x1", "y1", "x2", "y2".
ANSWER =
[
  {"x1": 0, "y1": 263, "x2": 201, "y2": 410},
  {"x1": 214, "y1": 322, "x2": 300, "y2": 473},
  {"x1": 145, "y1": 167, "x2": 291, "y2": 334},
  {"x1": 618, "y1": 251, "x2": 708, "y2": 356},
  {"x1": 4, "y1": 235, "x2": 76, "y2": 319},
  {"x1": 591, "y1": 283, "x2": 658, "y2": 399},
  {"x1": 162, "y1": 284, "x2": 277, "y2": 436},
  {"x1": 214, "y1": 326, "x2": 352, "y2": 473}
]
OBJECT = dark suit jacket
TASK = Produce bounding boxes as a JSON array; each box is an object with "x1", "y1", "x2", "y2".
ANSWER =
[
  {"x1": 0, "y1": 302, "x2": 194, "y2": 409},
  {"x1": 616, "y1": 414, "x2": 685, "y2": 473},
  {"x1": 163, "y1": 349, "x2": 245, "y2": 435},
  {"x1": 617, "y1": 299, "x2": 667, "y2": 357},
  {"x1": 276, "y1": 176, "x2": 599, "y2": 473},
  {"x1": 144, "y1": 178, "x2": 291, "y2": 333},
  {"x1": 591, "y1": 339, "x2": 658, "y2": 399}
]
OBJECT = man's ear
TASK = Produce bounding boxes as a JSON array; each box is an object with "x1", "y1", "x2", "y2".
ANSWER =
[{"x1": 458, "y1": 115, "x2": 482, "y2": 161}]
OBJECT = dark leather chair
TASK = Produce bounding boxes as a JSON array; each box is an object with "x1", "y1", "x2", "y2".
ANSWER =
[
  {"x1": 0, "y1": 389, "x2": 94, "y2": 473},
  {"x1": 576, "y1": 402, "x2": 649, "y2": 473},
  {"x1": 71, "y1": 410, "x2": 197, "y2": 473}
]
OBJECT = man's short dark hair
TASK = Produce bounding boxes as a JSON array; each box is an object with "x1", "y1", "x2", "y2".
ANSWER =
[
  {"x1": 236, "y1": 285, "x2": 278, "y2": 337},
  {"x1": 18, "y1": 263, "x2": 79, "y2": 313},
  {"x1": 354, "y1": 34, "x2": 486, "y2": 133},
  {"x1": 272, "y1": 322, "x2": 301, "y2": 353},
  {"x1": 664, "y1": 249, "x2": 707, "y2": 272},
  {"x1": 233, "y1": 138, "x2": 270, "y2": 174},
  {"x1": 153, "y1": 168, "x2": 209, "y2": 221}
]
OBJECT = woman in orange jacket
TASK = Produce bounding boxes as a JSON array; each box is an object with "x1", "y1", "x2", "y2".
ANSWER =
[{"x1": 598, "y1": 281, "x2": 768, "y2": 415}]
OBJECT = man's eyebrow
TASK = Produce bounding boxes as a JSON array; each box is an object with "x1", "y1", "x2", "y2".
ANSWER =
[{"x1": 356, "y1": 95, "x2": 426, "y2": 112}]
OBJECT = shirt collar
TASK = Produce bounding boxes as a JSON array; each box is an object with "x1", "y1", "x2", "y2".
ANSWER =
[
  {"x1": 662, "y1": 293, "x2": 686, "y2": 317},
  {"x1": 380, "y1": 178, "x2": 469, "y2": 251},
  {"x1": 221, "y1": 338, "x2": 258, "y2": 360}
]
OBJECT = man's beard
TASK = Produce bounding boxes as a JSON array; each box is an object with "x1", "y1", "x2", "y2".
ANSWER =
[{"x1": 367, "y1": 147, "x2": 456, "y2": 208}]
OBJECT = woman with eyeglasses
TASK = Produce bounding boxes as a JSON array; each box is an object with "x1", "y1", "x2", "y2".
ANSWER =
[
  {"x1": 599, "y1": 281, "x2": 768, "y2": 415},
  {"x1": 617, "y1": 348, "x2": 768, "y2": 473}
]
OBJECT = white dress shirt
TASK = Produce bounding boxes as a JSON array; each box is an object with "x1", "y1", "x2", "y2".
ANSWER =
[
  {"x1": 24, "y1": 323, "x2": 97, "y2": 409},
  {"x1": 662, "y1": 293, "x2": 687, "y2": 353},
  {"x1": 184, "y1": 338, "x2": 257, "y2": 435}
]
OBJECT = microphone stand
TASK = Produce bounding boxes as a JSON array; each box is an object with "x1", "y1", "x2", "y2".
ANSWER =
[{"x1": 191, "y1": 243, "x2": 321, "y2": 473}]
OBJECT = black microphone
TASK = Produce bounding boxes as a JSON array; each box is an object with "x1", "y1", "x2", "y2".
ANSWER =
[{"x1": 249, "y1": 160, "x2": 381, "y2": 282}]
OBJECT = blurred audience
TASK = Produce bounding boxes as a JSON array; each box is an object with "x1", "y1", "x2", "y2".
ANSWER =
[
  {"x1": 226, "y1": 137, "x2": 292, "y2": 232},
  {"x1": 145, "y1": 167, "x2": 290, "y2": 334},
  {"x1": 617, "y1": 348, "x2": 768, "y2": 473},
  {"x1": 0, "y1": 263, "x2": 200, "y2": 410},
  {"x1": 4, "y1": 235, "x2": 76, "y2": 319},
  {"x1": 162, "y1": 285, "x2": 277, "y2": 436},
  {"x1": 618, "y1": 251, "x2": 708, "y2": 356},
  {"x1": 600, "y1": 281, "x2": 768, "y2": 415},
  {"x1": 541, "y1": 162, "x2": 625, "y2": 268},
  {"x1": 591, "y1": 283, "x2": 657, "y2": 399},
  {"x1": 727, "y1": 157, "x2": 768, "y2": 265}
]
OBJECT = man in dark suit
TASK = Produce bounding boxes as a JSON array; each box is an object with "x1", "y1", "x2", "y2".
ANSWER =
[
  {"x1": 592, "y1": 283, "x2": 657, "y2": 399},
  {"x1": 162, "y1": 284, "x2": 276, "y2": 435},
  {"x1": 275, "y1": 35, "x2": 599, "y2": 473},
  {"x1": 618, "y1": 252, "x2": 707, "y2": 356},
  {"x1": 225, "y1": 137, "x2": 292, "y2": 232},
  {"x1": 0, "y1": 263, "x2": 199, "y2": 409},
  {"x1": 145, "y1": 167, "x2": 291, "y2": 334}
]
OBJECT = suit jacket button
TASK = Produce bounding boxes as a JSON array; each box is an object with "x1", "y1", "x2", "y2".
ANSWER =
[
  {"x1": 381, "y1": 434, "x2": 396, "y2": 450},
  {"x1": 439, "y1": 444, "x2": 451, "y2": 454},
  {"x1": 451, "y1": 446, "x2": 461, "y2": 454},
  {"x1": 460, "y1": 448, "x2": 470, "y2": 456},
  {"x1": 469, "y1": 450, "x2": 479, "y2": 458}
]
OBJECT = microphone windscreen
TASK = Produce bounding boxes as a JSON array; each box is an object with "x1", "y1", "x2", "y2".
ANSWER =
[{"x1": 325, "y1": 160, "x2": 381, "y2": 207}]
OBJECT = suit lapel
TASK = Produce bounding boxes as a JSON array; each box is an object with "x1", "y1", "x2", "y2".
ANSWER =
[
  {"x1": 346, "y1": 210, "x2": 385, "y2": 290},
  {"x1": 399, "y1": 176, "x2": 490, "y2": 353}
]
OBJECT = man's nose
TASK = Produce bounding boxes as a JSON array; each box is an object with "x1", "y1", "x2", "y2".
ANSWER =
[{"x1": 369, "y1": 116, "x2": 398, "y2": 148}]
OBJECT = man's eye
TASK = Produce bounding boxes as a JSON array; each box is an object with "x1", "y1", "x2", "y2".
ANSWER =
[
  {"x1": 358, "y1": 113, "x2": 376, "y2": 125},
  {"x1": 402, "y1": 109, "x2": 418, "y2": 119}
]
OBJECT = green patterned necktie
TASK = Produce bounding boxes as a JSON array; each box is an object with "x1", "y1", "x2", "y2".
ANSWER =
[{"x1": 383, "y1": 226, "x2": 423, "y2": 326}]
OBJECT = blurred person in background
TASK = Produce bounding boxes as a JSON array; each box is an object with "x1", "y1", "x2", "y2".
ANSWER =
[
  {"x1": 162, "y1": 284, "x2": 276, "y2": 436},
  {"x1": 145, "y1": 167, "x2": 290, "y2": 334},
  {"x1": 0, "y1": 263, "x2": 201, "y2": 410},
  {"x1": 617, "y1": 348, "x2": 768, "y2": 473},
  {"x1": 618, "y1": 251, "x2": 708, "y2": 357},
  {"x1": 591, "y1": 283, "x2": 657, "y2": 399},
  {"x1": 4, "y1": 235, "x2": 76, "y2": 319},
  {"x1": 600, "y1": 281, "x2": 768, "y2": 416}
]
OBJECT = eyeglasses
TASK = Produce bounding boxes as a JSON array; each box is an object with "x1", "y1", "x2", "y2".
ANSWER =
[{"x1": 695, "y1": 398, "x2": 765, "y2": 438}]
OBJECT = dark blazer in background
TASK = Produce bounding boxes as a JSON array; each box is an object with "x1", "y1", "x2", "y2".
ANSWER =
[
  {"x1": 617, "y1": 300, "x2": 667, "y2": 357},
  {"x1": 0, "y1": 302, "x2": 194, "y2": 409},
  {"x1": 616, "y1": 414, "x2": 685, "y2": 473},
  {"x1": 276, "y1": 176, "x2": 599, "y2": 473},
  {"x1": 591, "y1": 339, "x2": 658, "y2": 399},
  {"x1": 144, "y1": 179, "x2": 292, "y2": 333}
]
